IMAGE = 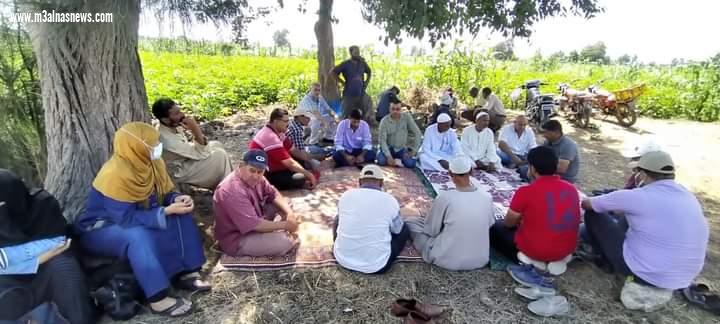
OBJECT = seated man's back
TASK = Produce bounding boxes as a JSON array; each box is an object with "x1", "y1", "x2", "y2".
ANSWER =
[
  {"x1": 513, "y1": 176, "x2": 580, "y2": 261},
  {"x1": 334, "y1": 185, "x2": 401, "y2": 273},
  {"x1": 420, "y1": 188, "x2": 494, "y2": 270}
]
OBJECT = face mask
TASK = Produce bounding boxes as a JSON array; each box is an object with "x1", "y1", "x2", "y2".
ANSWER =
[{"x1": 151, "y1": 142, "x2": 163, "y2": 160}]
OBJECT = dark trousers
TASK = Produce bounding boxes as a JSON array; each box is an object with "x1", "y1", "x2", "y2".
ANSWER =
[
  {"x1": 489, "y1": 221, "x2": 520, "y2": 263},
  {"x1": 584, "y1": 210, "x2": 651, "y2": 285},
  {"x1": 0, "y1": 253, "x2": 94, "y2": 324},
  {"x1": 265, "y1": 170, "x2": 305, "y2": 190},
  {"x1": 333, "y1": 218, "x2": 410, "y2": 274},
  {"x1": 332, "y1": 148, "x2": 377, "y2": 167}
]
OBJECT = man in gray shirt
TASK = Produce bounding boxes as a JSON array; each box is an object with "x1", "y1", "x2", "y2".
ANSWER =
[
  {"x1": 540, "y1": 120, "x2": 580, "y2": 183},
  {"x1": 406, "y1": 157, "x2": 495, "y2": 270}
]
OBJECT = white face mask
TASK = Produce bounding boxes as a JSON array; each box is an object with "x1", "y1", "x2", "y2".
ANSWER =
[{"x1": 150, "y1": 142, "x2": 163, "y2": 160}]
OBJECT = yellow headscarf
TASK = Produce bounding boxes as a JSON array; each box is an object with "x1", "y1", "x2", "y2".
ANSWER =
[{"x1": 93, "y1": 122, "x2": 175, "y2": 204}]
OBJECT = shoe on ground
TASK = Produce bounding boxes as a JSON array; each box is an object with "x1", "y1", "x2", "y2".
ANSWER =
[
  {"x1": 528, "y1": 295, "x2": 570, "y2": 317},
  {"x1": 508, "y1": 264, "x2": 554, "y2": 289},
  {"x1": 620, "y1": 280, "x2": 673, "y2": 312},
  {"x1": 390, "y1": 299, "x2": 444, "y2": 318},
  {"x1": 404, "y1": 310, "x2": 434, "y2": 324},
  {"x1": 515, "y1": 286, "x2": 557, "y2": 300}
]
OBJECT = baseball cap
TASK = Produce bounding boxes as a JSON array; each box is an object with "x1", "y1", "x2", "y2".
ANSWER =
[
  {"x1": 440, "y1": 94, "x2": 453, "y2": 106},
  {"x1": 637, "y1": 151, "x2": 675, "y2": 174},
  {"x1": 293, "y1": 109, "x2": 313, "y2": 119},
  {"x1": 449, "y1": 157, "x2": 472, "y2": 174},
  {"x1": 243, "y1": 149, "x2": 269, "y2": 170},
  {"x1": 359, "y1": 164, "x2": 384, "y2": 180},
  {"x1": 437, "y1": 113, "x2": 452, "y2": 123}
]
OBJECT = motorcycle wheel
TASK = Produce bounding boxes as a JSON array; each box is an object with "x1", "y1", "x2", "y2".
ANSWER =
[
  {"x1": 578, "y1": 102, "x2": 591, "y2": 128},
  {"x1": 616, "y1": 103, "x2": 638, "y2": 127}
]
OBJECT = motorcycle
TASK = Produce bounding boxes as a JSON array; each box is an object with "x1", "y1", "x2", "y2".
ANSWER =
[
  {"x1": 513, "y1": 80, "x2": 555, "y2": 125},
  {"x1": 557, "y1": 83, "x2": 593, "y2": 128},
  {"x1": 587, "y1": 81, "x2": 644, "y2": 127}
]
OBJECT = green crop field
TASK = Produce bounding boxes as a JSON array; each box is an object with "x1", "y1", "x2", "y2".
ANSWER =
[{"x1": 140, "y1": 38, "x2": 720, "y2": 122}]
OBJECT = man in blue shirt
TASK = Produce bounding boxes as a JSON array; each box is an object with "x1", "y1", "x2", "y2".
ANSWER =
[{"x1": 332, "y1": 45, "x2": 372, "y2": 120}]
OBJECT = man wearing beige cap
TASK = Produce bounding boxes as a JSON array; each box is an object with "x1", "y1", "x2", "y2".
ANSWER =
[
  {"x1": 333, "y1": 165, "x2": 410, "y2": 274},
  {"x1": 581, "y1": 151, "x2": 708, "y2": 295},
  {"x1": 407, "y1": 157, "x2": 495, "y2": 270}
]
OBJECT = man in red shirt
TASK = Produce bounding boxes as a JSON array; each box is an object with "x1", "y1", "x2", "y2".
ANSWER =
[
  {"x1": 490, "y1": 146, "x2": 580, "y2": 287},
  {"x1": 249, "y1": 108, "x2": 318, "y2": 190}
]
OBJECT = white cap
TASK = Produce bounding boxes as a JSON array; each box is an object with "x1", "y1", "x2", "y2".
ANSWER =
[
  {"x1": 293, "y1": 109, "x2": 313, "y2": 119},
  {"x1": 359, "y1": 164, "x2": 384, "y2": 180},
  {"x1": 449, "y1": 157, "x2": 472, "y2": 174},
  {"x1": 475, "y1": 111, "x2": 489, "y2": 119},
  {"x1": 622, "y1": 137, "x2": 662, "y2": 158},
  {"x1": 440, "y1": 94, "x2": 453, "y2": 106},
  {"x1": 437, "y1": 113, "x2": 452, "y2": 123}
]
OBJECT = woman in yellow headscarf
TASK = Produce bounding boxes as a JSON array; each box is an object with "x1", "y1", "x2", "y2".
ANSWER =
[{"x1": 74, "y1": 122, "x2": 209, "y2": 317}]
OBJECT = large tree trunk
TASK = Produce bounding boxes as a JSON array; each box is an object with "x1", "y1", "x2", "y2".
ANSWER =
[
  {"x1": 315, "y1": 0, "x2": 339, "y2": 102},
  {"x1": 25, "y1": 0, "x2": 149, "y2": 220}
]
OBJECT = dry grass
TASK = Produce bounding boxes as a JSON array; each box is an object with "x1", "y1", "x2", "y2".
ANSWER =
[{"x1": 121, "y1": 108, "x2": 720, "y2": 324}]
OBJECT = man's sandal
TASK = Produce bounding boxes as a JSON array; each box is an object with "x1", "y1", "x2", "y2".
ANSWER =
[{"x1": 150, "y1": 298, "x2": 193, "y2": 317}]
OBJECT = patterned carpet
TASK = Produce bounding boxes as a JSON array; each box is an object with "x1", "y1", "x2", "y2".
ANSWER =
[{"x1": 217, "y1": 166, "x2": 434, "y2": 271}]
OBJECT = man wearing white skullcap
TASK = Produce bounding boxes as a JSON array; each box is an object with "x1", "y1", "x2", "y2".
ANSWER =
[
  {"x1": 461, "y1": 111, "x2": 501, "y2": 171},
  {"x1": 418, "y1": 113, "x2": 461, "y2": 171}
]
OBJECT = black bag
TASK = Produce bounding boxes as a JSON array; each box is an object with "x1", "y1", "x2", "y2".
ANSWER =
[{"x1": 91, "y1": 273, "x2": 141, "y2": 321}]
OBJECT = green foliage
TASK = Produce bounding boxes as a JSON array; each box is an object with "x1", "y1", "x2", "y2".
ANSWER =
[
  {"x1": 0, "y1": 22, "x2": 45, "y2": 185},
  {"x1": 140, "y1": 41, "x2": 720, "y2": 122},
  {"x1": 359, "y1": 0, "x2": 604, "y2": 45},
  {"x1": 580, "y1": 41, "x2": 609, "y2": 64}
]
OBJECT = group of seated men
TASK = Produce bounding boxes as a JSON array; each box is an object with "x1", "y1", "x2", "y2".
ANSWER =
[{"x1": 149, "y1": 83, "x2": 708, "y2": 308}]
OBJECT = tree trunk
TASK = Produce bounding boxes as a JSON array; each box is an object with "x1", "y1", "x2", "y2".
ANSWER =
[
  {"x1": 25, "y1": 0, "x2": 149, "y2": 220},
  {"x1": 315, "y1": 0, "x2": 339, "y2": 102}
]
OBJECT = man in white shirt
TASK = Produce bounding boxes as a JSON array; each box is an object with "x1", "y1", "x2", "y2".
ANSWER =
[
  {"x1": 419, "y1": 113, "x2": 461, "y2": 171},
  {"x1": 407, "y1": 157, "x2": 495, "y2": 270},
  {"x1": 498, "y1": 115, "x2": 537, "y2": 167},
  {"x1": 461, "y1": 112, "x2": 501, "y2": 171},
  {"x1": 481, "y1": 87, "x2": 507, "y2": 131},
  {"x1": 298, "y1": 82, "x2": 337, "y2": 146},
  {"x1": 333, "y1": 165, "x2": 409, "y2": 274}
]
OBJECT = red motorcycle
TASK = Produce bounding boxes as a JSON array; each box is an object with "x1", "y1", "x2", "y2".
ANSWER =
[
  {"x1": 557, "y1": 83, "x2": 593, "y2": 128},
  {"x1": 588, "y1": 81, "x2": 644, "y2": 127}
]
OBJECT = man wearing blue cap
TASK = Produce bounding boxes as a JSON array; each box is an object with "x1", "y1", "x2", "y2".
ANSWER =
[{"x1": 213, "y1": 149, "x2": 300, "y2": 257}]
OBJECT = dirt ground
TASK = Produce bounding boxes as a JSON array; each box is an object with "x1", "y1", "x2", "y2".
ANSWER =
[{"x1": 125, "y1": 108, "x2": 720, "y2": 324}]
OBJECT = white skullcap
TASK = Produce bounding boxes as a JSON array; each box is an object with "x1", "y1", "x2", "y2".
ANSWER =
[
  {"x1": 437, "y1": 113, "x2": 452, "y2": 123},
  {"x1": 449, "y1": 157, "x2": 472, "y2": 174},
  {"x1": 475, "y1": 111, "x2": 489, "y2": 119}
]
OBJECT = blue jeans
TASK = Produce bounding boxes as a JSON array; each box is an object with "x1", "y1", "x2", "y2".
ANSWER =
[
  {"x1": 497, "y1": 150, "x2": 527, "y2": 167},
  {"x1": 376, "y1": 147, "x2": 417, "y2": 168},
  {"x1": 333, "y1": 148, "x2": 377, "y2": 167},
  {"x1": 307, "y1": 144, "x2": 333, "y2": 157}
]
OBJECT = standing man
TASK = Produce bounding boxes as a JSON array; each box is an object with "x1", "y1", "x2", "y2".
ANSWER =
[
  {"x1": 498, "y1": 116, "x2": 537, "y2": 167},
  {"x1": 377, "y1": 96, "x2": 423, "y2": 168},
  {"x1": 418, "y1": 113, "x2": 461, "y2": 171},
  {"x1": 407, "y1": 157, "x2": 495, "y2": 270},
  {"x1": 519, "y1": 120, "x2": 580, "y2": 184},
  {"x1": 332, "y1": 109, "x2": 377, "y2": 168},
  {"x1": 153, "y1": 98, "x2": 233, "y2": 189},
  {"x1": 332, "y1": 45, "x2": 372, "y2": 120},
  {"x1": 333, "y1": 165, "x2": 410, "y2": 274},
  {"x1": 214, "y1": 150, "x2": 300, "y2": 257},
  {"x1": 375, "y1": 86, "x2": 401, "y2": 122},
  {"x1": 298, "y1": 82, "x2": 337, "y2": 148},
  {"x1": 461, "y1": 112, "x2": 501, "y2": 171},
  {"x1": 249, "y1": 108, "x2": 318, "y2": 190},
  {"x1": 480, "y1": 87, "x2": 507, "y2": 132}
]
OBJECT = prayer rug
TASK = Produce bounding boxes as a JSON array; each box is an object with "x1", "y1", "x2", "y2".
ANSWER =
[
  {"x1": 217, "y1": 166, "x2": 433, "y2": 271},
  {"x1": 419, "y1": 167, "x2": 525, "y2": 221}
]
